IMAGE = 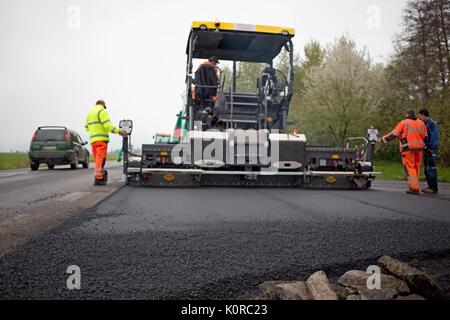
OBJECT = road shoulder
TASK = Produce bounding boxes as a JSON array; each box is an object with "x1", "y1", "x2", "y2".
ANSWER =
[
  {"x1": 373, "y1": 180, "x2": 450, "y2": 201},
  {"x1": 0, "y1": 175, "x2": 123, "y2": 257}
]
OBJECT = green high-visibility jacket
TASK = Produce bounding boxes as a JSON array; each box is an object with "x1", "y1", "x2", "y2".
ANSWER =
[{"x1": 85, "y1": 104, "x2": 120, "y2": 143}]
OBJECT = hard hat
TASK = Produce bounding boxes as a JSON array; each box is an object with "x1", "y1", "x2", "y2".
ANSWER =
[
  {"x1": 96, "y1": 100, "x2": 106, "y2": 108},
  {"x1": 405, "y1": 109, "x2": 416, "y2": 119},
  {"x1": 209, "y1": 56, "x2": 220, "y2": 64}
]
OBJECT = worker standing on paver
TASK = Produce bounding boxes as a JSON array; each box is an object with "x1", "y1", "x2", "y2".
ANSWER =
[
  {"x1": 418, "y1": 108, "x2": 439, "y2": 194},
  {"x1": 378, "y1": 109, "x2": 428, "y2": 195},
  {"x1": 85, "y1": 100, "x2": 127, "y2": 185}
]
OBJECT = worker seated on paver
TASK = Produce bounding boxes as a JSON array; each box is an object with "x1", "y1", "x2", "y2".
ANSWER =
[{"x1": 193, "y1": 56, "x2": 220, "y2": 108}]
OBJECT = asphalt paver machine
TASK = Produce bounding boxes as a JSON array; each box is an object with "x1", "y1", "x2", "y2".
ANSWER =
[{"x1": 120, "y1": 21, "x2": 380, "y2": 189}]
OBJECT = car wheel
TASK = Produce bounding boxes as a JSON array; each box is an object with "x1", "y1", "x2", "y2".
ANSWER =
[
  {"x1": 48, "y1": 164, "x2": 55, "y2": 170},
  {"x1": 71, "y1": 154, "x2": 79, "y2": 170},
  {"x1": 30, "y1": 163, "x2": 39, "y2": 171}
]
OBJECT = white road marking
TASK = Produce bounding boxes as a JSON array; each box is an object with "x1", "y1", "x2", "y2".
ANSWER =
[
  {"x1": 57, "y1": 192, "x2": 90, "y2": 202},
  {"x1": 0, "y1": 170, "x2": 32, "y2": 178}
]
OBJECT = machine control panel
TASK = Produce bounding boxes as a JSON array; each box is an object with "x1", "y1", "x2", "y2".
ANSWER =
[
  {"x1": 367, "y1": 128, "x2": 379, "y2": 143},
  {"x1": 119, "y1": 119, "x2": 133, "y2": 135}
]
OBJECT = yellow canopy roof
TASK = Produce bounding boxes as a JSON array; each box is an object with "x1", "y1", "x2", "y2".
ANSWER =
[
  {"x1": 188, "y1": 21, "x2": 295, "y2": 63},
  {"x1": 192, "y1": 21, "x2": 295, "y2": 36}
]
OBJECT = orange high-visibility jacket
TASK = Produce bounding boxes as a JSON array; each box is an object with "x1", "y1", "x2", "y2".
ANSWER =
[{"x1": 382, "y1": 118, "x2": 428, "y2": 153}]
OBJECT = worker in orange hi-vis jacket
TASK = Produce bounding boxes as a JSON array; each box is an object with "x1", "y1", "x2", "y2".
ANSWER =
[{"x1": 377, "y1": 109, "x2": 428, "y2": 195}]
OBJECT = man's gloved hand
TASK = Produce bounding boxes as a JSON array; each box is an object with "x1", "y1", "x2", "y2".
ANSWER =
[
  {"x1": 119, "y1": 129, "x2": 128, "y2": 137},
  {"x1": 376, "y1": 138, "x2": 382, "y2": 144}
]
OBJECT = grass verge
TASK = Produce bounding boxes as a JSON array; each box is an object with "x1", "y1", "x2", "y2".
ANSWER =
[
  {"x1": 2, "y1": 153, "x2": 449, "y2": 183},
  {"x1": 1, "y1": 152, "x2": 120, "y2": 170},
  {"x1": 0, "y1": 153, "x2": 30, "y2": 170},
  {"x1": 374, "y1": 160, "x2": 450, "y2": 183}
]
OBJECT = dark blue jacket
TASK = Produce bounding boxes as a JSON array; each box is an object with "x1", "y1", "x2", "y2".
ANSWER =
[{"x1": 424, "y1": 118, "x2": 439, "y2": 150}]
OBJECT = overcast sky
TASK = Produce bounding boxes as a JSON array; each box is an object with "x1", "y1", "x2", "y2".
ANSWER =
[{"x1": 0, "y1": 0, "x2": 408, "y2": 152}]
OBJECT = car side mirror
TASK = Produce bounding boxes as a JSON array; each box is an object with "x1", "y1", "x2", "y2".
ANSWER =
[{"x1": 83, "y1": 141, "x2": 88, "y2": 146}]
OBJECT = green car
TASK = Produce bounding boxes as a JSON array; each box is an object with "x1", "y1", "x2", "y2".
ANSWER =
[{"x1": 28, "y1": 126, "x2": 90, "y2": 171}]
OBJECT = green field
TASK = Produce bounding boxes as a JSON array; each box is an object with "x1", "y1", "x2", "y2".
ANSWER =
[
  {"x1": 374, "y1": 160, "x2": 450, "y2": 183},
  {"x1": 1, "y1": 153, "x2": 449, "y2": 182},
  {"x1": 0, "y1": 153, "x2": 30, "y2": 170},
  {"x1": 0, "y1": 152, "x2": 120, "y2": 170}
]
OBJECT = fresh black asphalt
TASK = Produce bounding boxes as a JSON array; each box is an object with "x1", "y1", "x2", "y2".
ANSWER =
[{"x1": 1, "y1": 186, "x2": 450, "y2": 299}]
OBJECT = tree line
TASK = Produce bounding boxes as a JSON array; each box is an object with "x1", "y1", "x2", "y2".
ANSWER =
[{"x1": 229, "y1": 0, "x2": 450, "y2": 165}]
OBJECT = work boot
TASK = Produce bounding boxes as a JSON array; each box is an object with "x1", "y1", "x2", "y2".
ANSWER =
[
  {"x1": 93, "y1": 170, "x2": 108, "y2": 186},
  {"x1": 94, "y1": 179, "x2": 106, "y2": 186},
  {"x1": 406, "y1": 189, "x2": 420, "y2": 195},
  {"x1": 422, "y1": 188, "x2": 438, "y2": 194}
]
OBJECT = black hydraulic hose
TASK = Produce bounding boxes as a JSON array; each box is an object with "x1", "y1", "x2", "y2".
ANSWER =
[
  {"x1": 123, "y1": 148, "x2": 143, "y2": 158},
  {"x1": 328, "y1": 125, "x2": 356, "y2": 173}
]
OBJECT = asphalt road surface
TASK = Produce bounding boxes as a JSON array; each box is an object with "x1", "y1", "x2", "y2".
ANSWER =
[
  {"x1": 0, "y1": 166, "x2": 449, "y2": 299},
  {"x1": 0, "y1": 162, "x2": 122, "y2": 256}
]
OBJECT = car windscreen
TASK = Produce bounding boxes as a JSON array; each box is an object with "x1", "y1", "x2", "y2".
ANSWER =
[{"x1": 35, "y1": 129, "x2": 67, "y2": 142}]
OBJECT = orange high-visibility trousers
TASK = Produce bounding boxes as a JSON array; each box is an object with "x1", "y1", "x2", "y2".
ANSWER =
[
  {"x1": 91, "y1": 141, "x2": 108, "y2": 180},
  {"x1": 402, "y1": 151, "x2": 423, "y2": 191}
]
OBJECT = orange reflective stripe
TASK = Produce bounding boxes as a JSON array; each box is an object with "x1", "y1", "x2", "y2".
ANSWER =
[
  {"x1": 408, "y1": 142, "x2": 425, "y2": 146},
  {"x1": 408, "y1": 175, "x2": 420, "y2": 187},
  {"x1": 402, "y1": 120, "x2": 426, "y2": 135},
  {"x1": 398, "y1": 119, "x2": 427, "y2": 152}
]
